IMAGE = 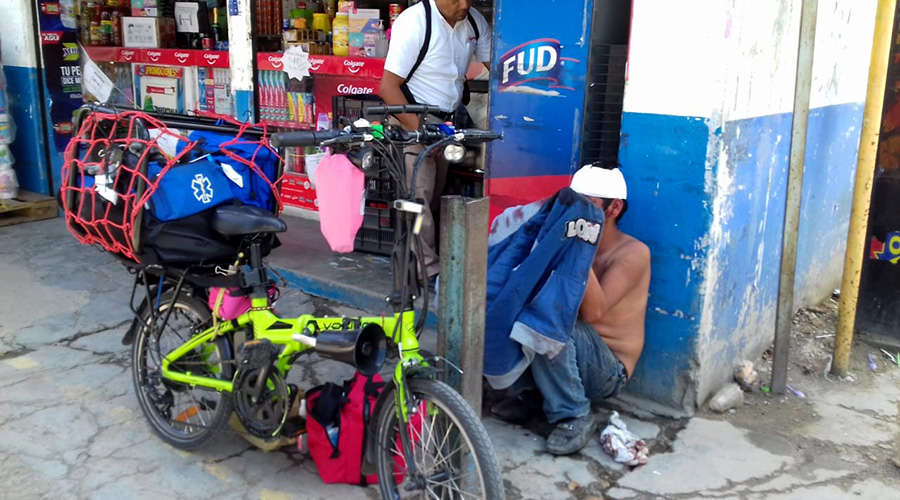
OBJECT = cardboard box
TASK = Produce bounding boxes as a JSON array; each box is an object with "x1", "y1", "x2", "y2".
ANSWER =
[
  {"x1": 123, "y1": 17, "x2": 176, "y2": 48},
  {"x1": 348, "y1": 9, "x2": 379, "y2": 57}
]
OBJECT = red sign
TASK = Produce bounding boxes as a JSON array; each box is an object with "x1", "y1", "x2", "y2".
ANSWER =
[
  {"x1": 257, "y1": 53, "x2": 285, "y2": 71},
  {"x1": 313, "y1": 74, "x2": 381, "y2": 119},
  {"x1": 258, "y1": 54, "x2": 385, "y2": 79},
  {"x1": 117, "y1": 48, "x2": 138, "y2": 63},
  {"x1": 40, "y1": 32, "x2": 63, "y2": 44},
  {"x1": 144, "y1": 50, "x2": 164, "y2": 63},
  {"x1": 173, "y1": 51, "x2": 193, "y2": 65},
  {"x1": 197, "y1": 51, "x2": 229, "y2": 68}
]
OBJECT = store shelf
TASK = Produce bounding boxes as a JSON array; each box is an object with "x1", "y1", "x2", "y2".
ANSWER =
[
  {"x1": 82, "y1": 47, "x2": 229, "y2": 68},
  {"x1": 82, "y1": 48, "x2": 384, "y2": 78},
  {"x1": 257, "y1": 53, "x2": 385, "y2": 79},
  {"x1": 261, "y1": 120, "x2": 313, "y2": 130}
]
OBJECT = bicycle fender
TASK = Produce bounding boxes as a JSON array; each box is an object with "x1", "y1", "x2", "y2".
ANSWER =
[{"x1": 122, "y1": 298, "x2": 154, "y2": 346}]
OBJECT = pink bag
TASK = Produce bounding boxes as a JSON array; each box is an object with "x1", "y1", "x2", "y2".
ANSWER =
[
  {"x1": 208, "y1": 287, "x2": 278, "y2": 321},
  {"x1": 314, "y1": 152, "x2": 365, "y2": 253}
]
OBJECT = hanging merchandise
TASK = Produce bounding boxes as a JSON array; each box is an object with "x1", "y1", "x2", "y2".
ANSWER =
[
  {"x1": 0, "y1": 64, "x2": 17, "y2": 199},
  {"x1": 0, "y1": 145, "x2": 17, "y2": 200}
]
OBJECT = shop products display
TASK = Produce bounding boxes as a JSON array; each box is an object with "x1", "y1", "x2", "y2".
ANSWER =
[
  {"x1": 78, "y1": 0, "x2": 228, "y2": 49},
  {"x1": 0, "y1": 63, "x2": 17, "y2": 199}
]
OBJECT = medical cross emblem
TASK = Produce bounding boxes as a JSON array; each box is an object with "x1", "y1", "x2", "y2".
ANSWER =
[{"x1": 192, "y1": 174, "x2": 214, "y2": 204}]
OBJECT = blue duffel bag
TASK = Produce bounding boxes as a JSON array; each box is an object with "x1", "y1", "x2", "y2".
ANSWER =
[
  {"x1": 176, "y1": 131, "x2": 279, "y2": 212},
  {"x1": 148, "y1": 159, "x2": 235, "y2": 222}
]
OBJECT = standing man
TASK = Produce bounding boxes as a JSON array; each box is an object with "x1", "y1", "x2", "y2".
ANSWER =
[{"x1": 380, "y1": 0, "x2": 492, "y2": 288}]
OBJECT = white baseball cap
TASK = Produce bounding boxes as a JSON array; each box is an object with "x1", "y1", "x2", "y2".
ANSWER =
[{"x1": 570, "y1": 164, "x2": 628, "y2": 200}]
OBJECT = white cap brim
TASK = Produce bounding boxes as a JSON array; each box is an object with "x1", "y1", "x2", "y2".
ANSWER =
[{"x1": 570, "y1": 165, "x2": 627, "y2": 199}]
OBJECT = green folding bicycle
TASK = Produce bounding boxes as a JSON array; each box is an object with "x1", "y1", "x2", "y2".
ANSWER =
[{"x1": 127, "y1": 104, "x2": 505, "y2": 499}]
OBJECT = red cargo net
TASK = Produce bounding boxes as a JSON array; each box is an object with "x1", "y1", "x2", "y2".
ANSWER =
[{"x1": 60, "y1": 109, "x2": 282, "y2": 263}]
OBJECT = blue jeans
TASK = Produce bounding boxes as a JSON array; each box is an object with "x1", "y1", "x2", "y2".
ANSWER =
[{"x1": 530, "y1": 321, "x2": 627, "y2": 423}]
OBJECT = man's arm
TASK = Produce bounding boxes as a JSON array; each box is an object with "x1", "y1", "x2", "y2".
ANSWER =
[
  {"x1": 579, "y1": 244, "x2": 650, "y2": 323},
  {"x1": 379, "y1": 71, "x2": 420, "y2": 131}
]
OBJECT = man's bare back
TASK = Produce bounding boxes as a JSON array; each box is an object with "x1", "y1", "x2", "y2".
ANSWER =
[{"x1": 587, "y1": 233, "x2": 650, "y2": 377}]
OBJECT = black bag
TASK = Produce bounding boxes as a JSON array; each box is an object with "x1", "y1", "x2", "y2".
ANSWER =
[{"x1": 137, "y1": 205, "x2": 279, "y2": 266}]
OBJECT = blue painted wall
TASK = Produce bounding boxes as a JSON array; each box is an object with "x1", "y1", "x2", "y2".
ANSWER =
[
  {"x1": 5, "y1": 65, "x2": 52, "y2": 195},
  {"x1": 795, "y1": 104, "x2": 864, "y2": 305},
  {"x1": 617, "y1": 112, "x2": 712, "y2": 410},
  {"x1": 618, "y1": 103, "x2": 864, "y2": 410},
  {"x1": 697, "y1": 103, "x2": 863, "y2": 402}
]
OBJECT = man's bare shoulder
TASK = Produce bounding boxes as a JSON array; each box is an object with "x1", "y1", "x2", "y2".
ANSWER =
[{"x1": 615, "y1": 235, "x2": 651, "y2": 268}]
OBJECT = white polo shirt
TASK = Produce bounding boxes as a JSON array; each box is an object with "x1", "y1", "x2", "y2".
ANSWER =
[{"x1": 384, "y1": 1, "x2": 492, "y2": 113}]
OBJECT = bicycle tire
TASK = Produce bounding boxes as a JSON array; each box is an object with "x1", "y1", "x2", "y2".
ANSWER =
[
  {"x1": 132, "y1": 291, "x2": 234, "y2": 450},
  {"x1": 374, "y1": 378, "x2": 505, "y2": 500}
]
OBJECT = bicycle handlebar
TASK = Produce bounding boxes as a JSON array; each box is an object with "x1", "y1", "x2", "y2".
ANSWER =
[
  {"x1": 364, "y1": 104, "x2": 440, "y2": 116},
  {"x1": 269, "y1": 130, "x2": 345, "y2": 148}
]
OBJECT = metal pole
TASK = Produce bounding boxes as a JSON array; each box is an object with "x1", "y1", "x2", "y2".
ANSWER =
[
  {"x1": 832, "y1": 0, "x2": 898, "y2": 377},
  {"x1": 226, "y1": 0, "x2": 258, "y2": 122},
  {"x1": 437, "y1": 196, "x2": 489, "y2": 416},
  {"x1": 771, "y1": 0, "x2": 819, "y2": 395}
]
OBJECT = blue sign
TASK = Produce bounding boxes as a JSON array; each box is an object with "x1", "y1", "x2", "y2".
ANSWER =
[
  {"x1": 499, "y1": 39, "x2": 580, "y2": 93},
  {"x1": 487, "y1": 0, "x2": 594, "y2": 215}
]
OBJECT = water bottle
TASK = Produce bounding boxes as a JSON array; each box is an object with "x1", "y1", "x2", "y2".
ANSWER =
[{"x1": 325, "y1": 423, "x2": 339, "y2": 446}]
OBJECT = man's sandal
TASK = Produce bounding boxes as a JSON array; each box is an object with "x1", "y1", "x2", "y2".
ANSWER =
[{"x1": 545, "y1": 413, "x2": 597, "y2": 455}]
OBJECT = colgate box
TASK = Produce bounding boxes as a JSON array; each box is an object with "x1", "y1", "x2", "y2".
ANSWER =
[
  {"x1": 313, "y1": 74, "x2": 379, "y2": 119},
  {"x1": 123, "y1": 17, "x2": 176, "y2": 48}
]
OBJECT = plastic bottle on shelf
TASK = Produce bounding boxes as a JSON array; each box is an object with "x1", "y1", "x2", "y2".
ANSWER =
[
  {"x1": 89, "y1": 3, "x2": 102, "y2": 46},
  {"x1": 110, "y1": 0, "x2": 123, "y2": 47},
  {"x1": 80, "y1": 1, "x2": 93, "y2": 46},
  {"x1": 100, "y1": 0, "x2": 113, "y2": 46},
  {"x1": 316, "y1": 112, "x2": 329, "y2": 131},
  {"x1": 374, "y1": 20, "x2": 388, "y2": 58},
  {"x1": 332, "y1": 12, "x2": 349, "y2": 56},
  {"x1": 211, "y1": 6, "x2": 223, "y2": 46}
]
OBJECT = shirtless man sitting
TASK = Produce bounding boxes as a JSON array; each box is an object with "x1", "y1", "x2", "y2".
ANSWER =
[{"x1": 530, "y1": 164, "x2": 650, "y2": 455}]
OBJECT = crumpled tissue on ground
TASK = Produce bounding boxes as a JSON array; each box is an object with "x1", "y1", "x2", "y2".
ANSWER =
[{"x1": 599, "y1": 411, "x2": 649, "y2": 466}]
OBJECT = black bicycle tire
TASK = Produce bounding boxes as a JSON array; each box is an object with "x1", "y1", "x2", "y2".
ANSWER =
[
  {"x1": 374, "y1": 378, "x2": 505, "y2": 500},
  {"x1": 131, "y1": 291, "x2": 234, "y2": 450}
]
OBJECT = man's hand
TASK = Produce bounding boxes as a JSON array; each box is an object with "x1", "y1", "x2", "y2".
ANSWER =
[{"x1": 379, "y1": 71, "x2": 420, "y2": 131}]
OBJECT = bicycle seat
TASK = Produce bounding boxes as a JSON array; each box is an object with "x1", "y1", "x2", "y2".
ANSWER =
[{"x1": 212, "y1": 204, "x2": 287, "y2": 236}]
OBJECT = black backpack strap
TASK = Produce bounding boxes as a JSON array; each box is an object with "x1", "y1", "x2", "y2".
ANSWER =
[
  {"x1": 399, "y1": 1, "x2": 433, "y2": 104},
  {"x1": 467, "y1": 12, "x2": 479, "y2": 40}
]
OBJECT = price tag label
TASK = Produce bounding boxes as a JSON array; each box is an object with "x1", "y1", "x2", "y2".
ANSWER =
[
  {"x1": 282, "y1": 46, "x2": 311, "y2": 81},
  {"x1": 82, "y1": 57, "x2": 114, "y2": 103}
]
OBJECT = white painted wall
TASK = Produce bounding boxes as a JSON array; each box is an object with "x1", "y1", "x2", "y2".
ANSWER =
[
  {"x1": 1, "y1": 0, "x2": 38, "y2": 68},
  {"x1": 624, "y1": 0, "x2": 727, "y2": 118},
  {"x1": 625, "y1": 0, "x2": 876, "y2": 120}
]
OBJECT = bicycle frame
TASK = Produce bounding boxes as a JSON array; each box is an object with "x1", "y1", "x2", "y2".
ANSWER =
[
  {"x1": 159, "y1": 305, "x2": 421, "y2": 390},
  {"x1": 152, "y1": 109, "x2": 471, "y2": 432}
]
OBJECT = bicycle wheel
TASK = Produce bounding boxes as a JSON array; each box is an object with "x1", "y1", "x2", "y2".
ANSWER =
[
  {"x1": 374, "y1": 378, "x2": 505, "y2": 500},
  {"x1": 132, "y1": 291, "x2": 234, "y2": 450}
]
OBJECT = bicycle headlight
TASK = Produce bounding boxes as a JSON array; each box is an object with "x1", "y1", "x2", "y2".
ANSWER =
[
  {"x1": 443, "y1": 142, "x2": 466, "y2": 163},
  {"x1": 348, "y1": 146, "x2": 375, "y2": 171}
]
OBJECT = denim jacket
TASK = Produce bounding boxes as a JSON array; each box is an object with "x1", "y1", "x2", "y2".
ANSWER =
[{"x1": 484, "y1": 188, "x2": 604, "y2": 389}]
